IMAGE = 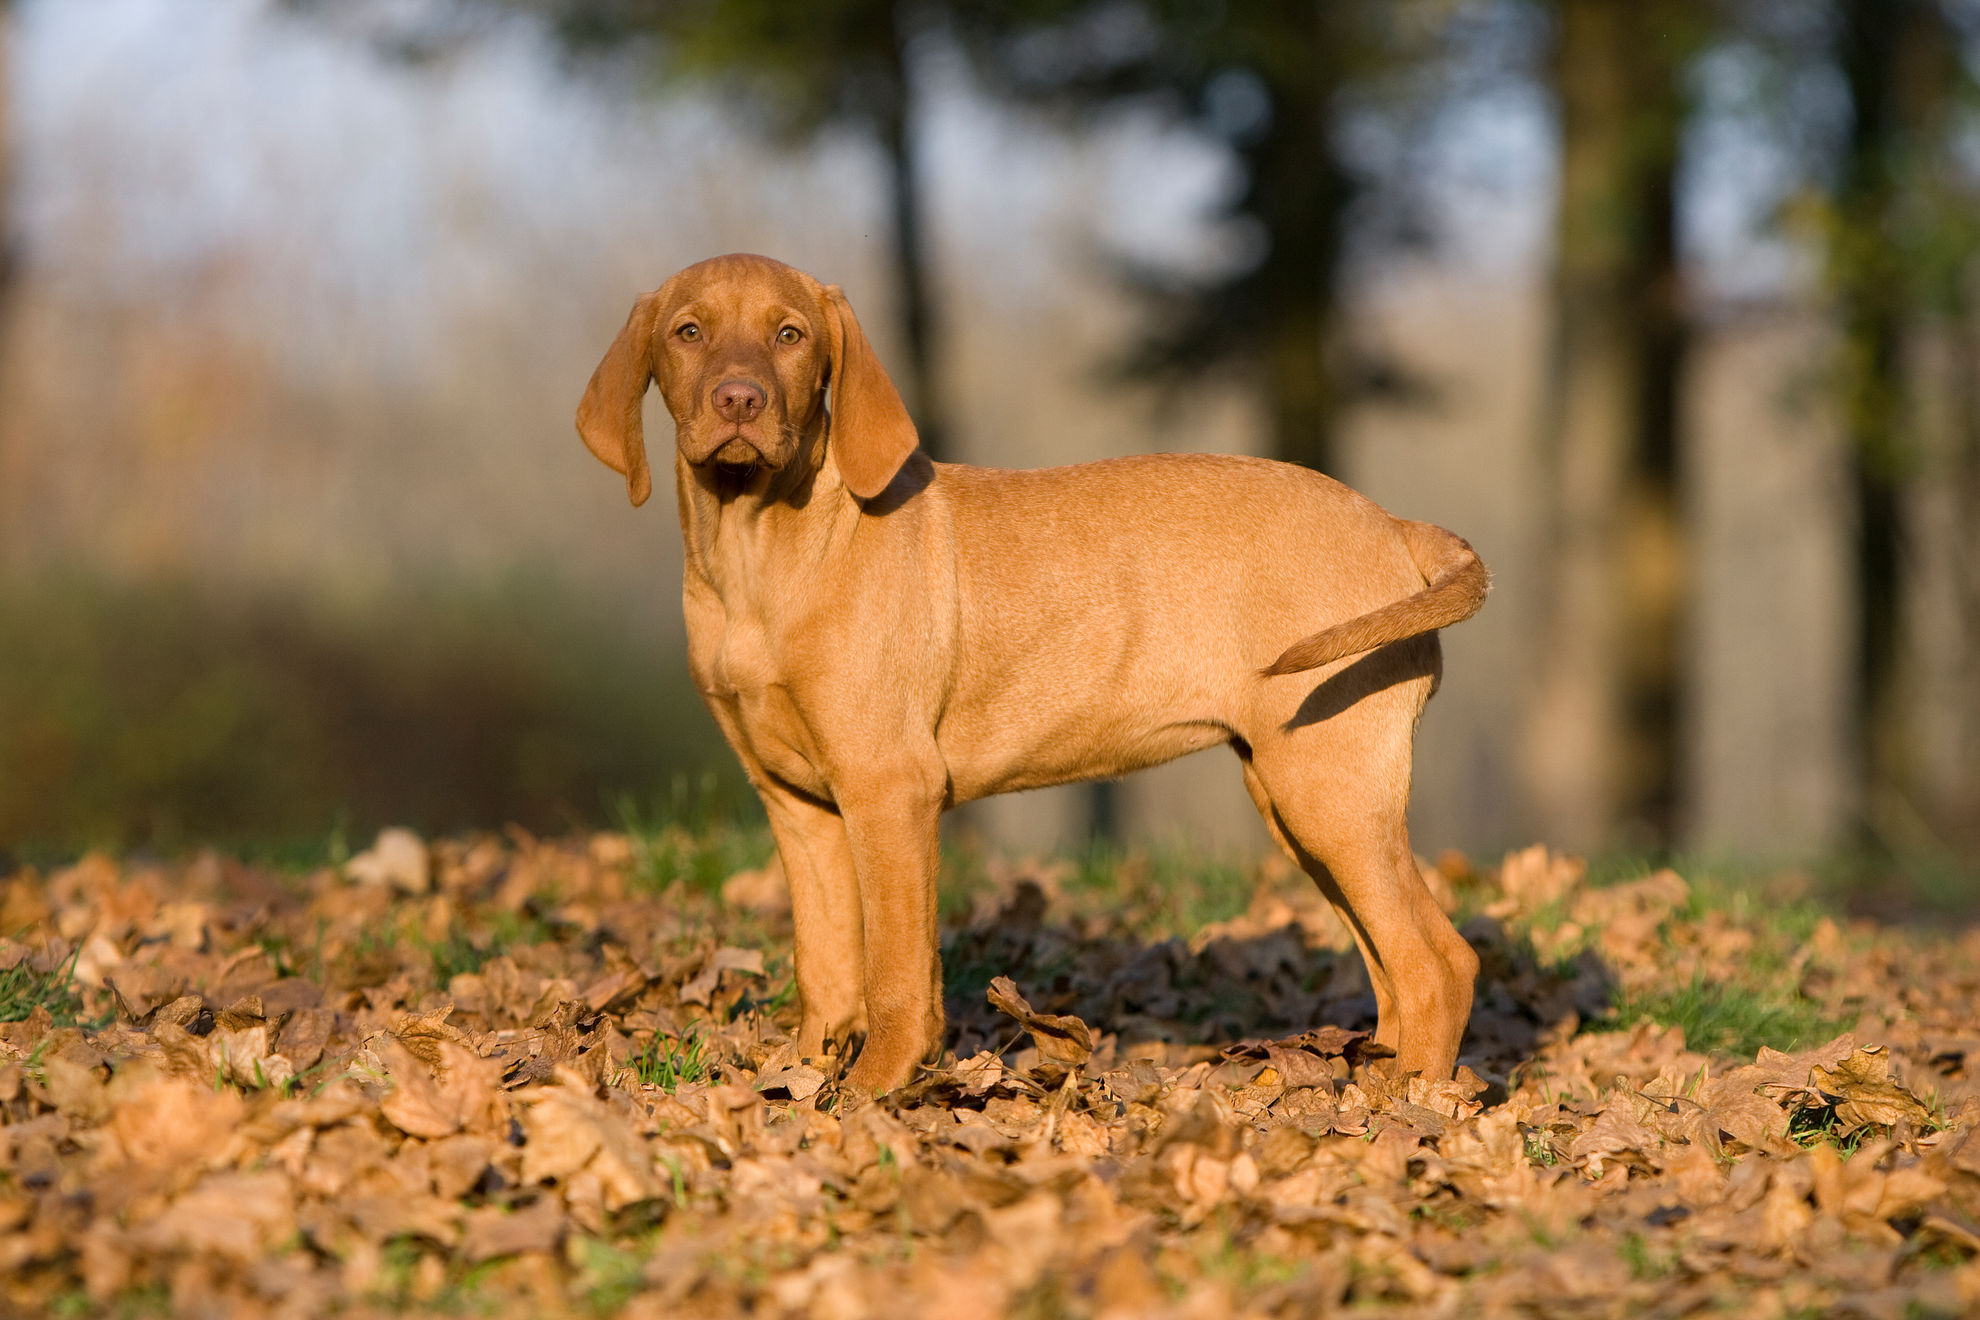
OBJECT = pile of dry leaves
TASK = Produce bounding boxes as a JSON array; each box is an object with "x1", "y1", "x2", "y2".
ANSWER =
[{"x1": 1, "y1": 831, "x2": 1976, "y2": 1318}]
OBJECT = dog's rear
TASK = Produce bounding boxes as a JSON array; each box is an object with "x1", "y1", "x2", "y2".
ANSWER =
[{"x1": 1265, "y1": 521, "x2": 1489, "y2": 677}]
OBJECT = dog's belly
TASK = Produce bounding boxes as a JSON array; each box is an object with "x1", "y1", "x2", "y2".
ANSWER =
[
  {"x1": 936, "y1": 579, "x2": 1250, "y2": 801},
  {"x1": 940, "y1": 701, "x2": 1230, "y2": 801}
]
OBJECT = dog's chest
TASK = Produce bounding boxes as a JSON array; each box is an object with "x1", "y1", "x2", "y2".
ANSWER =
[
  {"x1": 693, "y1": 608, "x2": 832, "y2": 798},
  {"x1": 703, "y1": 610, "x2": 777, "y2": 695}
]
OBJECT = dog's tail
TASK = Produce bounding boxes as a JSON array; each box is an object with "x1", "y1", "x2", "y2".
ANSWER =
[{"x1": 1261, "y1": 520, "x2": 1490, "y2": 678}]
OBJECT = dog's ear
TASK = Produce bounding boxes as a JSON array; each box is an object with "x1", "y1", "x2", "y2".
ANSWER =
[
  {"x1": 824, "y1": 285, "x2": 920, "y2": 500},
  {"x1": 576, "y1": 292, "x2": 661, "y2": 507}
]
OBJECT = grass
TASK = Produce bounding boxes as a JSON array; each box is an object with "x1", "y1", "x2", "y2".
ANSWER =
[
  {"x1": 1787, "y1": 1102, "x2": 1879, "y2": 1155},
  {"x1": 935, "y1": 835, "x2": 1258, "y2": 942},
  {"x1": 616, "y1": 778, "x2": 773, "y2": 898},
  {"x1": 625, "y1": 1028, "x2": 710, "y2": 1092},
  {"x1": 0, "y1": 943, "x2": 97, "y2": 1028},
  {"x1": 1495, "y1": 851, "x2": 1853, "y2": 1058},
  {"x1": 336, "y1": 906, "x2": 563, "y2": 987},
  {"x1": 941, "y1": 933, "x2": 1034, "y2": 1009},
  {"x1": 1608, "y1": 972, "x2": 1841, "y2": 1058},
  {"x1": 1181, "y1": 1220, "x2": 1307, "y2": 1293},
  {"x1": 1817, "y1": 846, "x2": 1980, "y2": 922},
  {"x1": 0, "y1": 571, "x2": 741, "y2": 860},
  {"x1": 49, "y1": 1283, "x2": 172, "y2": 1319},
  {"x1": 1618, "y1": 1230, "x2": 1679, "y2": 1282},
  {"x1": 423, "y1": 910, "x2": 559, "y2": 982},
  {"x1": 1617, "y1": 847, "x2": 1980, "y2": 928},
  {"x1": 574, "y1": 1238, "x2": 647, "y2": 1317},
  {"x1": 1067, "y1": 840, "x2": 1255, "y2": 937}
]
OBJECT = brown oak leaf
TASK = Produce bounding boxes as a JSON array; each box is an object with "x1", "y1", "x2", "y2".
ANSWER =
[{"x1": 987, "y1": 976, "x2": 1093, "y2": 1067}]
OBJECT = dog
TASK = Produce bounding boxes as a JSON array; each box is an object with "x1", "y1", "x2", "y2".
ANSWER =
[{"x1": 577, "y1": 253, "x2": 1488, "y2": 1093}]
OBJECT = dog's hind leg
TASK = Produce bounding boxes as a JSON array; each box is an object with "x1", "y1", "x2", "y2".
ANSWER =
[
  {"x1": 1238, "y1": 755, "x2": 1400, "y2": 1049},
  {"x1": 1239, "y1": 692, "x2": 1476, "y2": 1078}
]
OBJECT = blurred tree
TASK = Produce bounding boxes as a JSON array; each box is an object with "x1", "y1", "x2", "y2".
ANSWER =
[
  {"x1": 955, "y1": 0, "x2": 1432, "y2": 473},
  {"x1": 1815, "y1": 0, "x2": 1980, "y2": 849},
  {"x1": 1521, "y1": 0, "x2": 1703, "y2": 852},
  {"x1": 0, "y1": 2, "x2": 22, "y2": 571},
  {"x1": 286, "y1": 0, "x2": 961, "y2": 456},
  {"x1": 0, "y1": 2, "x2": 20, "y2": 342},
  {"x1": 526, "y1": 0, "x2": 956, "y2": 459}
]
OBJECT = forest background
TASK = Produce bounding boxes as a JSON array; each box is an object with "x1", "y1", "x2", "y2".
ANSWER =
[{"x1": 2, "y1": 0, "x2": 1977, "y2": 903}]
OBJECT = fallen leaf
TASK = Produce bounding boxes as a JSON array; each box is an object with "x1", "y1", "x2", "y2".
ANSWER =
[
  {"x1": 987, "y1": 976, "x2": 1094, "y2": 1067},
  {"x1": 461, "y1": 1198, "x2": 566, "y2": 1262},
  {"x1": 679, "y1": 947, "x2": 765, "y2": 1007},
  {"x1": 1809, "y1": 1046, "x2": 1937, "y2": 1132},
  {"x1": 344, "y1": 827, "x2": 432, "y2": 894}
]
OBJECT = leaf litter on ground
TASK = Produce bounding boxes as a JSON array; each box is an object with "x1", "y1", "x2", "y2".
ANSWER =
[{"x1": 0, "y1": 832, "x2": 1976, "y2": 1317}]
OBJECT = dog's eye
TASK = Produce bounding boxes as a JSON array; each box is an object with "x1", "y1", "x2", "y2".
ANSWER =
[
  {"x1": 677, "y1": 324, "x2": 700, "y2": 342},
  {"x1": 777, "y1": 326, "x2": 802, "y2": 345}
]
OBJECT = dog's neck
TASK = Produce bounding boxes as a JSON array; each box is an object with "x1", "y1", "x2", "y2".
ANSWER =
[{"x1": 674, "y1": 421, "x2": 857, "y2": 605}]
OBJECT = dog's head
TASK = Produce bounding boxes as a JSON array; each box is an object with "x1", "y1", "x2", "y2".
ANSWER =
[{"x1": 576, "y1": 253, "x2": 919, "y2": 505}]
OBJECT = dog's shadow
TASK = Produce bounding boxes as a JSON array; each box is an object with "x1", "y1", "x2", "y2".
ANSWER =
[
  {"x1": 939, "y1": 880, "x2": 1618, "y2": 1082},
  {"x1": 1282, "y1": 635, "x2": 1440, "y2": 733}
]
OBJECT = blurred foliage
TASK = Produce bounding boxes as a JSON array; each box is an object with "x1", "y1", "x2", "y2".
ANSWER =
[
  {"x1": 522, "y1": 0, "x2": 957, "y2": 454},
  {"x1": 1812, "y1": 0, "x2": 1980, "y2": 842},
  {"x1": 615, "y1": 777, "x2": 775, "y2": 897},
  {"x1": 0, "y1": 573, "x2": 743, "y2": 859},
  {"x1": 54, "y1": 1, "x2": 1980, "y2": 865},
  {"x1": 956, "y1": 0, "x2": 1454, "y2": 470},
  {"x1": 513, "y1": 0, "x2": 1460, "y2": 472},
  {"x1": 545, "y1": 0, "x2": 912, "y2": 127}
]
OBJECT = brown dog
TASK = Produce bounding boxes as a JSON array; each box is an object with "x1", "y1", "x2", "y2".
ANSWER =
[{"x1": 577, "y1": 253, "x2": 1488, "y2": 1093}]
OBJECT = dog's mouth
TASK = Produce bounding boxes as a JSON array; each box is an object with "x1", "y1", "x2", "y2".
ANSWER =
[
  {"x1": 691, "y1": 434, "x2": 769, "y2": 474},
  {"x1": 710, "y1": 436, "x2": 762, "y2": 467},
  {"x1": 690, "y1": 436, "x2": 780, "y2": 497}
]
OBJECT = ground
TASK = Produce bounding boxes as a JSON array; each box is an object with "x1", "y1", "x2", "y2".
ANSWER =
[{"x1": 1, "y1": 823, "x2": 1977, "y2": 1318}]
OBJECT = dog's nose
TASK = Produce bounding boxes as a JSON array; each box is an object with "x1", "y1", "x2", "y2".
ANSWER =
[{"x1": 713, "y1": 379, "x2": 766, "y2": 422}]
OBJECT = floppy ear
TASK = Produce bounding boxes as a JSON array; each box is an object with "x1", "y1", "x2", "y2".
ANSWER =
[
  {"x1": 825, "y1": 285, "x2": 920, "y2": 500},
  {"x1": 575, "y1": 292, "x2": 660, "y2": 507}
]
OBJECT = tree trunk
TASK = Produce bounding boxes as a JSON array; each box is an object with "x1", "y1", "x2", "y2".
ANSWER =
[
  {"x1": 1522, "y1": 0, "x2": 1691, "y2": 852},
  {"x1": 876, "y1": 4, "x2": 948, "y2": 462},
  {"x1": 1831, "y1": 0, "x2": 1953, "y2": 849},
  {"x1": 0, "y1": 7, "x2": 22, "y2": 561},
  {"x1": 1253, "y1": 2, "x2": 1345, "y2": 474},
  {"x1": 1945, "y1": 304, "x2": 1980, "y2": 850}
]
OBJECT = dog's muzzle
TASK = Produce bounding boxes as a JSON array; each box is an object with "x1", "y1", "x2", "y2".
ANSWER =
[{"x1": 708, "y1": 436, "x2": 765, "y2": 468}]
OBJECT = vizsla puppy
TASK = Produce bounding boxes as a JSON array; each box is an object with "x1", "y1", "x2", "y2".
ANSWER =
[{"x1": 578, "y1": 254, "x2": 1488, "y2": 1094}]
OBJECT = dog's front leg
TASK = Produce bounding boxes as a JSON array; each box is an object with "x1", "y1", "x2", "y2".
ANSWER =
[
  {"x1": 758, "y1": 786, "x2": 867, "y2": 1065},
  {"x1": 835, "y1": 769, "x2": 946, "y2": 1095}
]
